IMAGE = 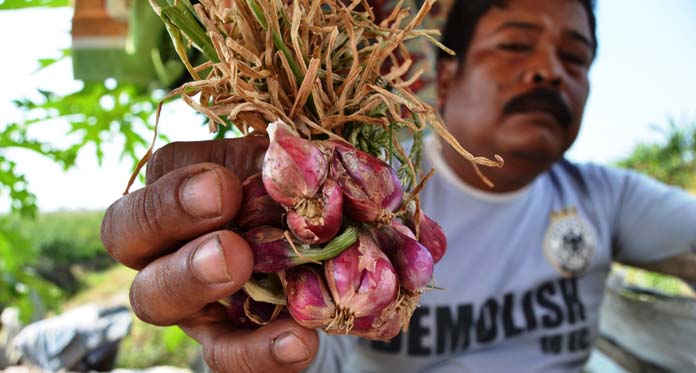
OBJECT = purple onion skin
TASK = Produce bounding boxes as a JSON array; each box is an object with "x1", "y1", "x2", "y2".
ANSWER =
[
  {"x1": 390, "y1": 219, "x2": 416, "y2": 239},
  {"x1": 352, "y1": 314, "x2": 377, "y2": 331},
  {"x1": 353, "y1": 314, "x2": 402, "y2": 341},
  {"x1": 241, "y1": 173, "x2": 270, "y2": 201},
  {"x1": 351, "y1": 301, "x2": 403, "y2": 341},
  {"x1": 262, "y1": 121, "x2": 328, "y2": 207},
  {"x1": 284, "y1": 266, "x2": 336, "y2": 329},
  {"x1": 324, "y1": 232, "x2": 399, "y2": 318},
  {"x1": 224, "y1": 291, "x2": 253, "y2": 328},
  {"x1": 371, "y1": 315, "x2": 402, "y2": 341},
  {"x1": 329, "y1": 141, "x2": 402, "y2": 223},
  {"x1": 394, "y1": 237, "x2": 433, "y2": 291},
  {"x1": 374, "y1": 224, "x2": 434, "y2": 292},
  {"x1": 243, "y1": 226, "x2": 299, "y2": 273},
  {"x1": 236, "y1": 173, "x2": 285, "y2": 230},
  {"x1": 287, "y1": 178, "x2": 343, "y2": 244},
  {"x1": 406, "y1": 211, "x2": 447, "y2": 263}
]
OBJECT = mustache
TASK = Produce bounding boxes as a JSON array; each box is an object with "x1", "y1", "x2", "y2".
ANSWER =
[{"x1": 502, "y1": 88, "x2": 573, "y2": 128}]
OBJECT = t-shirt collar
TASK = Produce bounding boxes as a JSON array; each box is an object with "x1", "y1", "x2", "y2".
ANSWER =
[{"x1": 425, "y1": 135, "x2": 532, "y2": 203}]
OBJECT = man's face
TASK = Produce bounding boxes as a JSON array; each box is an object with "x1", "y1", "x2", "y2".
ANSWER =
[{"x1": 439, "y1": 0, "x2": 593, "y2": 188}]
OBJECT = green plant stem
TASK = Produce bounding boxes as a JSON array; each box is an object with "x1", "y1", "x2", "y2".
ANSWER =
[
  {"x1": 298, "y1": 226, "x2": 358, "y2": 261},
  {"x1": 246, "y1": 0, "x2": 302, "y2": 81},
  {"x1": 245, "y1": 0, "x2": 321, "y2": 122},
  {"x1": 152, "y1": 0, "x2": 219, "y2": 63}
]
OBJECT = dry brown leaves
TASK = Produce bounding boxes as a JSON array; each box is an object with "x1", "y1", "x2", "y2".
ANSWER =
[
  {"x1": 125, "y1": 0, "x2": 503, "y2": 195},
  {"x1": 185, "y1": 0, "x2": 500, "y2": 163}
]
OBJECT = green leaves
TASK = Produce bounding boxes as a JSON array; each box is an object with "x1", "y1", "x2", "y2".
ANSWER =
[
  {"x1": 0, "y1": 1, "x2": 185, "y2": 325},
  {"x1": 151, "y1": 0, "x2": 219, "y2": 63},
  {"x1": 0, "y1": 156, "x2": 38, "y2": 218},
  {"x1": 0, "y1": 77, "x2": 167, "y2": 323},
  {"x1": 0, "y1": 210, "x2": 114, "y2": 323},
  {"x1": 9, "y1": 80, "x2": 164, "y2": 165},
  {"x1": 34, "y1": 48, "x2": 71, "y2": 72},
  {"x1": 0, "y1": 217, "x2": 63, "y2": 323},
  {"x1": 616, "y1": 119, "x2": 696, "y2": 189},
  {"x1": 0, "y1": 0, "x2": 69, "y2": 10}
]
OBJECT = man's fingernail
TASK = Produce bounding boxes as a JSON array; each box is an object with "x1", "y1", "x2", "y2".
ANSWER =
[
  {"x1": 181, "y1": 169, "x2": 222, "y2": 218},
  {"x1": 272, "y1": 332, "x2": 309, "y2": 364},
  {"x1": 191, "y1": 235, "x2": 231, "y2": 284}
]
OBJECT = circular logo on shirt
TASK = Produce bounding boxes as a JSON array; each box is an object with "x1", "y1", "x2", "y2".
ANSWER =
[{"x1": 543, "y1": 208, "x2": 595, "y2": 277}]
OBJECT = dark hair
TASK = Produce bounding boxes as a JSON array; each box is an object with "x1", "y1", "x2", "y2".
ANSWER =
[{"x1": 439, "y1": 0, "x2": 597, "y2": 63}]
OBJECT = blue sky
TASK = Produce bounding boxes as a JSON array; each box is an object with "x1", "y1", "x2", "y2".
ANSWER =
[
  {"x1": 1, "y1": 1, "x2": 695, "y2": 212},
  {"x1": 570, "y1": 0, "x2": 696, "y2": 162}
]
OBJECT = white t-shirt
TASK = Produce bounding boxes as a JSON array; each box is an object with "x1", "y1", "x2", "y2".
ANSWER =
[{"x1": 307, "y1": 136, "x2": 696, "y2": 372}]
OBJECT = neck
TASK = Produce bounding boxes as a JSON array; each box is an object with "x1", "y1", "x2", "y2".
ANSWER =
[{"x1": 442, "y1": 145, "x2": 538, "y2": 193}]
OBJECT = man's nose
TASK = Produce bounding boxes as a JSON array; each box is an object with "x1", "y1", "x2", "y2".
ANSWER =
[{"x1": 522, "y1": 49, "x2": 563, "y2": 88}]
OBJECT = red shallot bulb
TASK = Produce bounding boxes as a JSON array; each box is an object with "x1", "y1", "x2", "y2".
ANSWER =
[
  {"x1": 262, "y1": 120, "x2": 329, "y2": 207},
  {"x1": 262, "y1": 120, "x2": 343, "y2": 244},
  {"x1": 405, "y1": 210, "x2": 447, "y2": 263},
  {"x1": 351, "y1": 301, "x2": 404, "y2": 342},
  {"x1": 329, "y1": 141, "x2": 402, "y2": 225},
  {"x1": 389, "y1": 218, "x2": 416, "y2": 239},
  {"x1": 374, "y1": 223, "x2": 434, "y2": 292},
  {"x1": 283, "y1": 265, "x2": 336, "y2": 329},
  {"x1": 324, "y1": 231, "x2": 399, "y2": 332},
  {"x1": 235, "y1": 173, "x2": 285, "y2": 230},
  {"x1": 286, "y1": 178, "x2": 343, "y2": 244},
  {"x1": 243, "y1": 227, "x2": 299, "y2": 273}
]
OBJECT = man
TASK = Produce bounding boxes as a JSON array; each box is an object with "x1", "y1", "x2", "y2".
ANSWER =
[{"x1": 100, "y1": 0, "x2": 696, "y2": 371}]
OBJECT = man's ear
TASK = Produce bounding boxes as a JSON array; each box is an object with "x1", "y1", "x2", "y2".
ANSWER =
[{"x1": 436, "y1": 58, "x2": 460, "y2": 111}]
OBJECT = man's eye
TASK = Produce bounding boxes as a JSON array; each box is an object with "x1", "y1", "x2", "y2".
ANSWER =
[
  {"x1": 498, "y1": 43, "x2": 532, "y2": 52},
  {"x1": 561, "y1": 53, "x2": 588, "y2": 66}
]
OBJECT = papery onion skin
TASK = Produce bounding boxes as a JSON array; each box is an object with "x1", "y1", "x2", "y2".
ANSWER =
[
  {"x1": 324, "y1": 232, "x2": 399, "y2": 320},
  {"x1": 235, "y1": 173, "x2": 285, "y2": 230},
  {"x1": 243, "y1": 226, "x2": 300, "y2": 273},
  {"x1": 224, "y1": 291, "x2": 254, "y2": 328},
  {"x1": 284, "y1": 266, "x2": 336, "y2": 329},
  {"x1": 329, "y1": 141, "x2": 402, "y2": 224},
  {"x1": 223, "y1": 291, "x2": 280, "y2": 329},
  {"x1": 389, "y1": 219, "x2": 416, "y2": 239},
  {"x1": 406, "y1": 210, "x2": 448, "y2": 263},
  {"x1": 262, "y1": 120, "x2": 328, "y2": 207},
  {"x1": 374, "y1": 224, "x2": 434, "y2": 292},
  {"x1": 351, "y1": 299, "x2": 404, "y2": 342},
  {"x1": 287, "y1": 178, "x2": 343, "y2": 244}
]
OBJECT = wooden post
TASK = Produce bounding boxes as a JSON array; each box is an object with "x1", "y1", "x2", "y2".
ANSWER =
[{"x1": 71, "y1": 0, "x2": 128, "y2": 49}]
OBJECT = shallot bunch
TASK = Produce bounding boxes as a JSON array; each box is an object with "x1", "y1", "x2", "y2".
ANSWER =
[
  {"x1": 144, "y1": 0, "x2": 499, "y2": 344},
  {"x1": 224, "y1": 120, "x2": 447, "y2": 341}
]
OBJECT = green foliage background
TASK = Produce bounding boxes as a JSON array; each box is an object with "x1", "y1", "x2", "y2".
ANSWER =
[
  {"x1": 0, "y1": 0, "x2": 69, "y2": 10},
  {"x1": 1, "y1": 78, "x2": 163, "y2": 321},
  {"x1": 0, "y1": 2, "x2": 203, "y2": 367},
  {"x1": 613, "y1": 119, "x2": 696, "y2": 297},
  {"x1": 0, "y1": 1, "x2": 167, "y2": 323},
  {"x1": 0, "y1": 211, "x2": 109, "y2": 322},
  {"x1": 616, "y1": 119, "x2": 696, "y2": 190}
]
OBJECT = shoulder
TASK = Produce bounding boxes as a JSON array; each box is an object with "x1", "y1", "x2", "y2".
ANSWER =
[
  {"x1": 547, "y1": 159, "x2": 637, "y2": 196},
  {"x1": 546, "y1": 159, "x2": 695, "y2": 216}
]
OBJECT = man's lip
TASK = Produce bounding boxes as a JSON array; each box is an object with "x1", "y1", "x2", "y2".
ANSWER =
[
  {"x1": 507, "y1": 111, "x2": 559, "y2": 125},
  {"x1": 509, "y1": 106, "x2": 565, "y2": 127}
]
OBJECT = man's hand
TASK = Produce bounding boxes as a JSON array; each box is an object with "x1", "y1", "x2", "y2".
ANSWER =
[
  {"x1": 100, "y1": 136, "x2": 319, "y2": 372},
  {"x1": 624, "y1": 252, "x2": 696, "y2": 284}
]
